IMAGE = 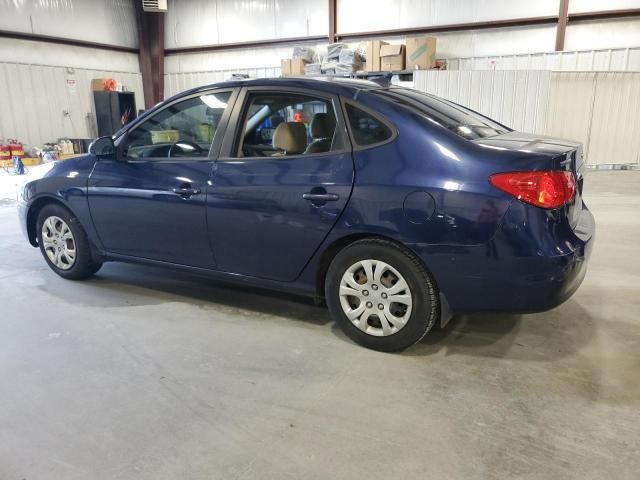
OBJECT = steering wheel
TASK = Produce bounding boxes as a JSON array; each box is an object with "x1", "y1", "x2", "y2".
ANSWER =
[{"x1": 167, "y1": 141, "x2": 206, "y2": 158}]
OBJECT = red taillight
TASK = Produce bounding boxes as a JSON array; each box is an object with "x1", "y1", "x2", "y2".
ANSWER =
[{"x1": 489, "y1": 170, "x2": 575, "y2": 209}]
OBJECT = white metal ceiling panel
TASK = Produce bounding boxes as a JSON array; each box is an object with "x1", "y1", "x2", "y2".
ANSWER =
[
  {"x1": 165, "y1": 0, "x2": 328, "y2": 48},
  {"x1": 0, "y1": 0, "x2": 137, "y2": 48},
  {"x1": 569, "y1": 0, "x2": 640, "y2": 13},
  {"x1": 337, "y1": 0, "x2": 557, "y2": 33}
]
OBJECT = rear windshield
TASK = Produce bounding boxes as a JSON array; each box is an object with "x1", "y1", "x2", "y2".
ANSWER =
[{"x1": 374, "y1": 88, "x2": 510, "y2": 140}]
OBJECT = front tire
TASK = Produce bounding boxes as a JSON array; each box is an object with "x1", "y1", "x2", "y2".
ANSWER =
[
  {"x1": 326, "y1": 239, "x2": 439, "y2": 352},
  {"x1": 36, "y1": 204, "x2": 102, "y2": 280}
]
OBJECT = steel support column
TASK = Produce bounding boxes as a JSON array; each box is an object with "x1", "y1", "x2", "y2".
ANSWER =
[
  {"x1": 329, "y1": 0, "x2": 337, "y2": 43},
  {"x1": 135, "y1": 2, "x2": 165, "y2": 109},
  {"x1": 555, "y1": 0, "x2": 570, "y2": 51}
]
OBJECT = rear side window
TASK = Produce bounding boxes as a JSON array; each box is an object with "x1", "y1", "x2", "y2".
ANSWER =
[
  {"x1": 235, "y1": 92, "x2": 344, "y2": 158},
  {"x1": 345, "y1": 103, "x2": 393, "y2": 147},
  {"x1": 375, "y1": 88, "x2": 510, "y2": 141}
]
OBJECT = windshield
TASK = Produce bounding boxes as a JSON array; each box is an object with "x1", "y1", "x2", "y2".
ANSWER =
[{"x1": 374, "y1": 88, "x2": 510, "y2": 140}]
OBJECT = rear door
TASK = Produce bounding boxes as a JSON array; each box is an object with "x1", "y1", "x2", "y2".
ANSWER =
[
  {"x1": 206, "y1": 87, "x2": 354, "y2": 281},
  {"x1": 87, "y1": 89, "x2": 236, "y2": 268}
]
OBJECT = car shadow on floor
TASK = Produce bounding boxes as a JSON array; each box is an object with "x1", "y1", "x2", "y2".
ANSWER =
[
  {"x1": 58, "y1": 262, "x2": 596, "y2": 362},
  {"x1": 81, "y1": 262, "x2": 332, "y2": 327},
  {"x1": 404, "y1": 299, "x2": 597, "y2": 362}
]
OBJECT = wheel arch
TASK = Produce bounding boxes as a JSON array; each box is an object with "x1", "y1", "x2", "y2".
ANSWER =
[
  {"x1": 26, "y1": 196, "x2": 74, "y2": 247},
  {"x1": 315, "y1": 233, "x2": 452, "y2": 327},
  {"x1": 315, "y1": 233, "x2": 429, "y2": 295}
]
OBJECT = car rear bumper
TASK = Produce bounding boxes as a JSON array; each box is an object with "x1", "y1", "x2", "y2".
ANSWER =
[{"x1": 414, "y1": 201, "x2": 595, "y2": 314}]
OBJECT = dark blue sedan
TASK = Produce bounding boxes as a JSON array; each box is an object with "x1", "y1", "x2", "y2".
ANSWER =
[{"x1": 17, "y1": 77, "x2": 594, "y2": 351}]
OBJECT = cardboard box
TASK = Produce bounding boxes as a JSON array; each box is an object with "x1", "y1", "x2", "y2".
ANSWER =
[
  {"x1": 379, "y1": 44, "x2": 405, "y2": 71},
  {"x1": 280, "y1": 59, "x2": 290, "y2": 75},
  {"x1": 91, "y1": 78, "x2": 110, "y2": 91},
  {"x1": 91, "y1": 78, "x2": 119, "y2": 91},
  {"x1": 281, "y1": 58, "x2": 305, "y2": 76},
  {"x1": 365, "y1": 40, "x2": 388, "y2": 72},
  {"x1": 406, "y1": 36, "x2": 437, "y2": 70}
]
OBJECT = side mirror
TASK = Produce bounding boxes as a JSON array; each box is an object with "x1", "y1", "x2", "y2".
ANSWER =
[{"x1": 89, "y1": 136, "x2": 116, "y2": 159}]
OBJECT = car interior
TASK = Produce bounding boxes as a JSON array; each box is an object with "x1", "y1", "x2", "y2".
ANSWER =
[
  {"x1": 239, "y1": 94, "x2": 341, "y2": 157},
  {"x1": 124, "y1": 93, "x2": 229, "y2": 159}
]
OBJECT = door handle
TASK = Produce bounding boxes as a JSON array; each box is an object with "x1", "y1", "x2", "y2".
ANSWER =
[
  {"x1": 172, "y1": 186, "x2": 202, "y2": 198},
  {"x1": 303, "y1": 193, "x2": 340, "y2": 202}
]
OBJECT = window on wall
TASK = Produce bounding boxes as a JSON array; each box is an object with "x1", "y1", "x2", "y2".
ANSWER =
[
  {"x1": 123, "y1": 91, "x2": 231, "y2": 159},
  {"x1": 237, "y1": 92, "x2": 344, "y2": 157},
  {"x1": 344, "y1": 103, "x2": 394, "y2": 147}
]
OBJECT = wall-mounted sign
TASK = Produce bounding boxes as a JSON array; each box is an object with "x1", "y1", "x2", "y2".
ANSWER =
[{"x1": 65, "y1": 75, "x2": 77, "y2": 95}]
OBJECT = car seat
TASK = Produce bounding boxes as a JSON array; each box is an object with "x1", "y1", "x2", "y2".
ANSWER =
[
  {"x1": 272, "y1": 121, "x2": 307, "y2": 155},
  {"x1": 304, "y1": 113, "x2": 336, "y2": 154}
]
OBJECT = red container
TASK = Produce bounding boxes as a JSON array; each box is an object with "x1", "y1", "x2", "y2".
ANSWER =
[
  {"x1": 8, "y1": 140, "x2": 24, "y2": 159},
  {"x1": 0, "y1": 143, "x2": 11, "y2": 161}
]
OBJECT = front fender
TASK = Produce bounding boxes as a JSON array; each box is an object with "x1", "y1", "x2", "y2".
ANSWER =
[{"x1": 21, "y1": 156, "x2": 103, "y2": 251}]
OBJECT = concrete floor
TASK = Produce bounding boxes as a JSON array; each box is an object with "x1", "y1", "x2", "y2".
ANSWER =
[{"x1": 0, "y1": 171, "x2": 639, "y2": 480}]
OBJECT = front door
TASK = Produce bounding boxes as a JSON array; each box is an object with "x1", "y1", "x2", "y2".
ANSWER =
[
  {"x1": 88, "y1": 90, "x2": 235, "y2": 268},
  {"x1": 207, "y1": 88, "x2": 354, "y2": 282}
]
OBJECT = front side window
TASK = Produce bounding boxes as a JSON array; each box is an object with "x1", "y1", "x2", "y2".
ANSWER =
[
  {"x1": 237, "y1": 92, "x2": 343, "y2": 157},
  {"x1": 345, "y1": 103, "x2": 394, "y2": 147},
  {"x1": 123, "y1": 91, "x2": 231, "y2": 159}
]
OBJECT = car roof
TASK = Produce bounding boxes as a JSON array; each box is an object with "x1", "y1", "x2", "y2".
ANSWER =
[{"x1": 173, "y1": 76, "x2": 385, "y2": 101}]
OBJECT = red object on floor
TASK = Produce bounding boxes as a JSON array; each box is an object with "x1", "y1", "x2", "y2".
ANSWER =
[
  {"x1": 8, "y1": 140, "x2": 24, "y2": 159},
  {"x1": 0, "y1": 142, "x2": 11, "y2": 161}
]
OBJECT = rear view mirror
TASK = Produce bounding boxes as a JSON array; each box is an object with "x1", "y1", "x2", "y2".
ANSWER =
[{"x1": 89, "y1": 136, "x2": 115, "y2": 159}]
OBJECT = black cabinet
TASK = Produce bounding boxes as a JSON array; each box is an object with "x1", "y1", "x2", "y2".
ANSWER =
[{"x1": 93, "y1": 91, "x2": 137, "y2": 137}]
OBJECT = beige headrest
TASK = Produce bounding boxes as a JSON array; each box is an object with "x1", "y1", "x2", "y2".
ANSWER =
[
  {"x1": 310, "y1": 113, "x2": 336, "y2": 140},
  {"x1": 273, "y1": 122, "x2": 307, "y2": 154}
]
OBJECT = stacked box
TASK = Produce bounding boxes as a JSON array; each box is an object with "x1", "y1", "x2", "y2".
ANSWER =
[
  {"x1": 406, "y1": 36, "x2": 437, "y2": 70},
  {"x1": 304, "y1": 63, "x2": 322, "y2": 75},
  {"x1": 292, "y1": 45, "x2": 315, "y2": 63},
  {"x1": 380, "y1": 44, "x2": 405, "y2": 71},
  {"x1": 327, "y1": 43, "x2": 348, "y2": 61},
  {"x1": 336, "y1": 49, "x2": 364, "y2": 74},
  {"x1": 365, "y1": 40, "x2": 388, "y2": 72},
  {"x1": 281, "y1": 58, "x2": 305, "y2": 76}
]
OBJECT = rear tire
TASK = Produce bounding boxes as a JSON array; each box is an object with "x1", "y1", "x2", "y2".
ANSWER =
[
  {"x1": 36, "y1": 204, "x2": 102, "y2": 280},
  {"x1": 326, "y1": 239, "x2": 439, "y2": 352}
]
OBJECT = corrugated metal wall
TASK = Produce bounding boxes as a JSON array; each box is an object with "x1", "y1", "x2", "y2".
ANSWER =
[
  {"x1": 545, "y1": 72, "x2": 596, "y2": 159},
  {"x1": 0, "y1": 38, "x2": 141, "y2": 73},
  {"x1": 447, "y1": 47, "x2": 640, "y2": 71},
  {"x1": 546, "y1": 72, "x2": 640, "y2": 166},
  {"x1": 413, "y1": 70, "x2": 640, "y2": 165},
  {"x1": 164, "y1": 67, "x2": 280, "y2": 98},
  {"x1": 588, "y1": 73, "x2": 640, "y2": 165},
  {"x1": 164, "y1": 46, "x2": 295, "y2": 74},
  {"x1": 0, "y1": 62, "x2": 143, "y2": 149},
  {"x1": 414, "y1": 70, "x2": 550, "y2": 134}
]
